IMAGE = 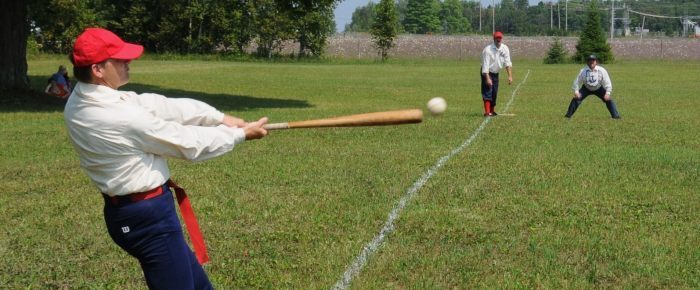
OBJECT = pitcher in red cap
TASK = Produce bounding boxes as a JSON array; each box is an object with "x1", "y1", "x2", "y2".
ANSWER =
[
  {"x1": 64, "y1": 27, "x2": 269, "y2": 289},
  {"x1": 480, "y1": 31, "x2": 513, "y2": 117}
]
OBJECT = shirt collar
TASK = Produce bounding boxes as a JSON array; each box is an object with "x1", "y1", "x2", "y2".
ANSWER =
[{"x1": 74, "y1": 82, "x2": 123, "y2": 103}]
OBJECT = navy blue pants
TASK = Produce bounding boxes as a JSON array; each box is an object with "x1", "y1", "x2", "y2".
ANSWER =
[
  {"x1": 566, "y1": 87, "x2": 620, "y2": 118},
  {"x1": 481, "y1": 71, "x2": 500, "y2": 109},
  {"x1": 103, "y1": 185, "x2": 213, "y2": 290}
]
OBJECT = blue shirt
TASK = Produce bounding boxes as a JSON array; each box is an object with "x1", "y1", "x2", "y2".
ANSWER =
[{"x1": 50, "y1": 73, "x2": 68, "y2": 86}]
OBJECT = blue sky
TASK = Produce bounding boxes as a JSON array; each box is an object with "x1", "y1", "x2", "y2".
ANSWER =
[{"x1": 334, "y1": 0, "x2": 549, "y2": 32}]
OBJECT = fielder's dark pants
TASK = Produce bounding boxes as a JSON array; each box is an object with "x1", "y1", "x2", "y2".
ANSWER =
[
  {"x1": 481, "y1": 71, "x2": 500, "y2": 110},
  {"x1": 566, "y1": 87, "x2": 620, "y2": 118},
  {"x1": 103, "y1": 185, "x2": 213, "y2": 290}
]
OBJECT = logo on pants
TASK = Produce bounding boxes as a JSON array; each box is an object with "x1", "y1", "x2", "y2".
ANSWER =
[{"x1": 121, "y1": 226, "x2": 130, "y2": 233}]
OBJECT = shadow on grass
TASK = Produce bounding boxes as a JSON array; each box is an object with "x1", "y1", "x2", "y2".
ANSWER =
[{"x1": 1, "y1": 75, "x2": 311, "y2": 113}]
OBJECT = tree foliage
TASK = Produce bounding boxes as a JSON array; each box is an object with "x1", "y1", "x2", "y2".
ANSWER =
[
  {"x1": 23, "y1": 0, "x2": 338, "y2": 57},
  {"x1": 345, "y1": 2, "x2": 376, "y2": 32},
  {"x1": 285, "y1": 0, "x2": 337, "y2": 57},
  {"x1": 403, "y1": 0, "x2": 441, "y2": 34},
  {"x1": 573, "y1": 0, "x2": 613, "y2": 63},
  {"x1": 348, "y1": 0, "x2": 700, "y2": 36},
  {"x1": 371, "y1": 0, "x2": 399, "y2": 61},
  {"x1": 440, "y1": 0, "x2": 471, "y2": 34}
]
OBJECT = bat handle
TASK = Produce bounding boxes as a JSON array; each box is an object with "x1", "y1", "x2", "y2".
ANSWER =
[{"x1": 263, "y1": 123, "x2": 289, "y2": 130}]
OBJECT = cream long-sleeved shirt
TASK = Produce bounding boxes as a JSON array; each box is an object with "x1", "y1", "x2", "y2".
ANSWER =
[
  {"x1": 572, "y1": 65, "x2": 613, "y2": 95},
  {"x1": 481, "y1": 43, "x2": 512, "y2": 74},
  {"x1": 64, "y1": 82, "x2": 246, "y2": 196}
]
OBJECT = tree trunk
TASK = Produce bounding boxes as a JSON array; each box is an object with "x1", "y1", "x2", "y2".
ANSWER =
[{"x1": 0, "y1": 0, "x2": 29, "y2": 90}]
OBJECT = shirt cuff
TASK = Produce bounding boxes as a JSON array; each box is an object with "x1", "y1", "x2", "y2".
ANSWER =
[
  {"x1": 230, "y1": 127, "x2": 246, "y2": 144},
  {"x1": 214, "y1": 111, "x2": 225, "y2": 125}
]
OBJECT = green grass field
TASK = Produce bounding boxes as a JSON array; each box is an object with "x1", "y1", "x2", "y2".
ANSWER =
[{"x1": 1, "y1": 56, "x2": 698, "y2": 289}]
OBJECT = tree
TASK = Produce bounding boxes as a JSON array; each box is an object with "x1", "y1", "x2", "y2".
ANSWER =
[
  {"x1": 573, "y1": 0, "x2": 613, "y2": 63},
  {"x1": 440, "y1": 0, "x2": 471, "y2": 34},
  {"x1": 403, "y1": 0, "x2": 441, "y2": 34},
  {"x1": 252, "y1": 0, "x2": 293, "y2": 58},
  {"x1": 286, "y1": 1, "x2": 339, "y2": 57},
  {"x1": 1, "y1": 0, "x2": 29, "y2": 90},
  {"x1": 345, "y1": 2, "x2": 376, "y2": 32},
  {"x1": 497, "y1": 0, "x2": 516, "y2": 34},
  {"x1": 28, "y1": 0, "x2": 101, "y2": 53},
  {"x1": 371, "y1": 0, "x2": 398, "y2": 61},
  {"x1": 512, "y1": 0, "x2": 530, "y2": 35},
  {"x1": 544, "y1": 37, "x2": 567, "y2": 64}
]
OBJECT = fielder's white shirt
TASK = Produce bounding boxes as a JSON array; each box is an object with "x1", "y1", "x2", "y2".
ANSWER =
[
  {"x1": 64, "y1": 82, "x2": 246, "y2": 196},
  {"x1": 573, "y1": 65, "x2": 613, "y2": 95},
  {"x1": 481, "y1": 43, "x2": 512, "y2": 74}
]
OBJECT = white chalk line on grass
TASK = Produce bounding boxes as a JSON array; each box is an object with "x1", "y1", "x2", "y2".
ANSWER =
[{"x1": 331, "y1": 70, "x2": 531, "y2": 290}]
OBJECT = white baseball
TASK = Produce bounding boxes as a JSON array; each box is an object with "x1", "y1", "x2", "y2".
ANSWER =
[{"x1": 427, "y1": 97, "x2": 447, "y2": 115}]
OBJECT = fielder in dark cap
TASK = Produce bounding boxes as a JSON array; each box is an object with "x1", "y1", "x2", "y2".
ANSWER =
[{"x1": 565, "y1": 54, "x2": 620, "y2": 119}]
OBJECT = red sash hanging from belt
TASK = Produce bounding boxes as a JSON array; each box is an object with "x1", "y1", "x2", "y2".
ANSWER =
[{"x1": 167, "y1": 179, "x2": 210, "y2": 265}]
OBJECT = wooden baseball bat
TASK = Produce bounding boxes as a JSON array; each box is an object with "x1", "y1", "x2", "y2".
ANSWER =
[{"x1": 263, "y1": 109, "x2": 423, "y2": 130}]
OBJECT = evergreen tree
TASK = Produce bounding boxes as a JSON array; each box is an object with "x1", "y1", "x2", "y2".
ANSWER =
[
  {"x1": 403, "y1": 0, "x2": 440, "y2": 34},
  {"x1": 573, "y1": 0, "x2": 613, "y2": 63},
  {"x1": 544, "y1": 37, "x2": 567, "y2": 64},
  {"x1": 371, "y1": 0, "x2": 398, "y2": 60}
]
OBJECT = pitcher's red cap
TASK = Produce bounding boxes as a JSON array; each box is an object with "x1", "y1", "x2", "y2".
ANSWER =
[
  {"x1": 72, "y1": 28, "x2": 143, "y2": 67},
  {"x1": 493, "y1": 31, "x2": 504, "y2": 39}
]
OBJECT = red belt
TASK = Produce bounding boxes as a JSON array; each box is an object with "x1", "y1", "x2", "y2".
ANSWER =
[{"x1": 106, "y1": 180, "x2": 210, "y2": 265}]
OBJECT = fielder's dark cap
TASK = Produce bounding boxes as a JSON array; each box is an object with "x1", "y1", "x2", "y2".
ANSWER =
[{"x1": 586, "y1": 54, "x2": 598, "y2": 61}]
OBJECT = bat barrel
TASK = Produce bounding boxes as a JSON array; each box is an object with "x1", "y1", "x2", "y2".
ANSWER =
[
  {"x1": 288, "y1": 109, "x2": 423, "y2": 129},
  {"x1": 262, "y1": 109, "x2": 423, "y2": 130}
]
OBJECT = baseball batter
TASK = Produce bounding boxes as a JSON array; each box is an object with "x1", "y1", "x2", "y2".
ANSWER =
[{"x1": 64, "y1": 28, "x2": 268, "y2": 289}]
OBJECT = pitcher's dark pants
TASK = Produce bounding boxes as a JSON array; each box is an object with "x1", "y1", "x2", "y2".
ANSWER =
[
  {"x1": 566, "y1": 87, "x2": 620, "y2": 118},
  {"x1": 481, "y1": 71, "x2": 500, "y2": 112},
  {"x1": 103, "y1": 185, "x2": 213, "y2": 290}
]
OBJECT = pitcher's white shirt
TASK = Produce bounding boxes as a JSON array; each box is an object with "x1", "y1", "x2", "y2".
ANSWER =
[
  {"x1": 481, "y1": 43, "x2": 512, "y2": 74},
  {"x1": 64, "y1": 82, "x2": 245, "y2": 196},
  {"x1": 572, "y1": 65, "x2": 613, "y2": 95}
]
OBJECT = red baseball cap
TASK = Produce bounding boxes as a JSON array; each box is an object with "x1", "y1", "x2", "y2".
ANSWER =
[
  {"x1": 72, "y1": 28, "x2": 143, "y2": 67},
  {"x1": 493, "y1": 31, "x2": 504, "y2": 39}
]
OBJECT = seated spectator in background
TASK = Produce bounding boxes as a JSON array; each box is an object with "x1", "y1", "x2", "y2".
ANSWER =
[{"x1": 45, "y1": 65, "x2": 71, "y2": 99}]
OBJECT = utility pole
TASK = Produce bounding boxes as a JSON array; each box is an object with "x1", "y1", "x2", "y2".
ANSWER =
[
  {"x1": 610, "y1": 0, "x2": 615, "y2": 40},
  {"x1": 479, "y1": 1, "x2": 482, "y2": 32},
  {"x1": 623, "y1": 4, "x2": 630, "y2": 36},
  {"x1": 492, "y1": 0, "x2": 495, "y2": 34},
  {"x1": 565, "y1": 0, "x2": 568, "y2": 32},
  {"x1": 558, "y1": 1, "x2": 561, "y2": 30},
  {"x1": 550, "y1": 2, "x2": 553, "y2": 31}
]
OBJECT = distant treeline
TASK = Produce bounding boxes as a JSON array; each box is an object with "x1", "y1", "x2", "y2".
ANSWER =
[
  {"x1": 345, "y1": 0, "x2": 700, "y2": 37},
  {"x1": 28, "y1": 0, "x2": 339, "y2": 57}
]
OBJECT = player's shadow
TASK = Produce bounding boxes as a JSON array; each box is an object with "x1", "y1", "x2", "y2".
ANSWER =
[
  {"x1": 1, "y1": 75, "x2": 311, "y2": 113},
  {"x1": 122, "y1": 82, "x2": 311, "y2": 112}
]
